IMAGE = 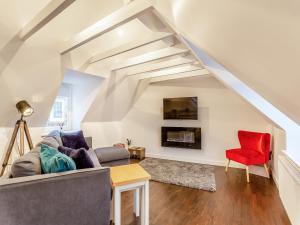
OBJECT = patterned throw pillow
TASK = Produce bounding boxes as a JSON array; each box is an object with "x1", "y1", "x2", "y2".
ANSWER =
[
  {"x1": 40, "y1": 144, "x2": 76, "y2": 173},
  {"x1": 58, "y1": 146, "x2": 94, "y2": 169}
]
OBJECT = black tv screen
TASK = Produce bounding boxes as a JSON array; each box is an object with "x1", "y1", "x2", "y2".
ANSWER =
[{"x1": 163, "y1": 97, "x2": 198, "y2": 120}]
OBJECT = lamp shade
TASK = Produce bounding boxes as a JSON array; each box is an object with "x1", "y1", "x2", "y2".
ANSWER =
[{"x1": 16, "y1": 100, "x2": 34, "y2": 117}]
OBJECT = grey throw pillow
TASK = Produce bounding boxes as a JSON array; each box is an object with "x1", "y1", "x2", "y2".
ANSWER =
[
  {"x1": 11, "y1": 147, "x2": 42, "y2": 178},
  {"x1": 36, "y1": 136, "x2": 60, "y2": 149},
  {"x1": 42, "y1": 130, "x2": 63, "y2": 146}
]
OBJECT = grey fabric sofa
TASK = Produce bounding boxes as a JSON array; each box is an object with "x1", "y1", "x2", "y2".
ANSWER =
[
  {"x1": 0, "y1": 168, "x2": 111, "y2": 225},
  {"x1": 0, "y1": 131, "x2": 130, "y2": 225},
  {"x1": 0, "y1": 133, "x2": 114, "y2": 225}
]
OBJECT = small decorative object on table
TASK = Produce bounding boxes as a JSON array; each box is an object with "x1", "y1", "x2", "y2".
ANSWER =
[
  {"x1": 113, "y1": 143, "x2": 125, "y2": 148},
  {"x1": 126, "y1": 138, "x2": 132, "y2": 147},
  {"x1": 128, "y1": 146, "x2": 145, "y2": 160},
  {"x1": 58, "y1": 122, "x2": 64, "y2": 131}
]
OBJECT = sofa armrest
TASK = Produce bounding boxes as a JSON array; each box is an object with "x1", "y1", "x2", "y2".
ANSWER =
[
  {"x1": 0, "y1": 168, "x2": 111, "y2": 225},
  {"x1": 95, "y1": 147, "x2": 130, "y2": 163}
]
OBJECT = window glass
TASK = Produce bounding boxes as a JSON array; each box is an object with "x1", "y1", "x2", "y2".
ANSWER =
[{"x1": 47, "y1": 83, "x2": 72, "y2": 130}]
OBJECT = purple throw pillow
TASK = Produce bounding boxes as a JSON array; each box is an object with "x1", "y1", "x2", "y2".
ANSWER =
[
  {"x1": 58, "y1": 146, "x2": 94, "y2": 169},
  {"x1": 61, "y1": 130, "x2": 89, "y2": 150}
]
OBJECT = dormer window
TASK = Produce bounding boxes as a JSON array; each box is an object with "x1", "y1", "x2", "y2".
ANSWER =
[{"x1": 47, "y1": 83, "x2": 72, "y2": 130}]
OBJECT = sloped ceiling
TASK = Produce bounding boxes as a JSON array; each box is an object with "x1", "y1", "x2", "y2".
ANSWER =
[
  {"x1": 152, "y1": 0, "x2": 300, "y2": 125},
  {"x1": 151, "y1": 76, "x2": 225, "y2": 89},
  {"x1": 0, "y1": 0, "x2": 51, "y2": 49},
  {"x1": 0, "y1": 0, "x2": 299, "y2": 130},
  {"x1": 0, "y1": 0, "x2": 124, "y2": 126}
]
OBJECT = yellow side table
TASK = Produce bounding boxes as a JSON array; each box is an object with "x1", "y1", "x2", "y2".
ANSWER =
[{"x1": 110, "y1": 164, "x2": 151, "y2": 225}]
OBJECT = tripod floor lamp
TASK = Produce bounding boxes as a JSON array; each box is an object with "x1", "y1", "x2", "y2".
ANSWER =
[{"x1": 0, "y1": 100, "x2": 34, "y2": 176}]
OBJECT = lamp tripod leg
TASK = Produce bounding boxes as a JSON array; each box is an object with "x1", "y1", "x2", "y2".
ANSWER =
[
  {"x1": 19, "y1": 121, "x2": 25, "y2": 156},
  {"x1": 0, "y1": 121, "x2": 20, "y2": 177},
  {"x1": 24, "y1": 121, "x2": 33, "y2": 150}
]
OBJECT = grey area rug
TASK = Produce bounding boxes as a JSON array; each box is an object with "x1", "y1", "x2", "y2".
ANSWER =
[{"x1": 139, "y1": 158, "x2": 216, "y2": 192}]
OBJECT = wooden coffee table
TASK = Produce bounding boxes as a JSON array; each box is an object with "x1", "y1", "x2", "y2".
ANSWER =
[{"x1": 110, "y1": 164, "x2": 151, "y2": 225}]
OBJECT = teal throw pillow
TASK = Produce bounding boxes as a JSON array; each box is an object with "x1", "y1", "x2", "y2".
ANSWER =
[{"x1": 40, "y1": 144, "x2": 76, "y2": 173}]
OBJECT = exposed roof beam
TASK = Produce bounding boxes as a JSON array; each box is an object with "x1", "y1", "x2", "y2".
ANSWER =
[
  {"x1": 126, "y1": 57, "x2": 195, "y2": 76},
  {"x1": 150, "y1": 69, "x2": 210, "y2": 83},
  {"x1": 60, "y1": 0, "x2": 153, "y2": 54},
  {"x1": 89, "y1": 32, "x2": 174, "y2": 64},
  {"x1": 138, "y1": 9, "x2": 168, "y2": 32},
  {"x1": 112, "y1": 47, "x2": 189, "y2": 71},
  {"x1": 20, "y1": 0, "x2": 76, "y2": 41},
  {"x1": 139, "y1": 65, "x2": 202, "y2": 79}
]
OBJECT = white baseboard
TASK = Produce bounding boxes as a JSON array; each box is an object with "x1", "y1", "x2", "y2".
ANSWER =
[
  {"x1": 146, "y1": 153, "x2": 226, "y2": 166},
  {"x1": 278, "y1": 153, "x2": 300, "y2": 225},
  {"x1": 272, "y1": 172, "x2": 279, "y2": 188},
  {"x1": 279, "y1": 152, "x2": 300, "y2": 185}
]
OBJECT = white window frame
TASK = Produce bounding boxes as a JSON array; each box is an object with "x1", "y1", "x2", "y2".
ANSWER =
[
  {"x1": 49, "y1": 96, "x2": 68, "y2": 123},
  {"x1": 47, "y1": 83, "x2": 72, "y2": 130}
]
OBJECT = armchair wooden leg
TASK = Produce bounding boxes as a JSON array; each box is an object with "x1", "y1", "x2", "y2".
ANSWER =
[
  {"x1": 264, "y1": 164, "x2": 270, "y2": 178},
  {"x1": 225, "y1": 159, "x2": 230, "y2": 172},
  {"x1": 246, "y1": 166, "x2": 250, "y2": 183}
]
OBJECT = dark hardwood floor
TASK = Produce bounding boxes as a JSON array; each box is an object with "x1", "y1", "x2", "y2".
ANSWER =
[{"x1": 120, "y1": 163, "x2": 291, "y2": 225}]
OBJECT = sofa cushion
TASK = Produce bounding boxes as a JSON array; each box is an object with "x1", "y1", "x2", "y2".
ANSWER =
[
  {"x1": 61, "y1": 130, "x2": 89, "y2": 150},
  {"x1": 101, "y1": 159, "x2": 130, "y2": 167},
  {"x1": 226, "y1": 148, "x2": 265, "y2": 165},
  {"x1": 40, "y1": 144, "x2": 76, "y2": 173},
  {"x1": 11, "y1": 147, "x2": 42, "y2": 178},
  {"x1": 36, "y1": 136, "x2": 60, "y2": 149},
  {"x1": 94, "y1": 147, "x2": 130, "y2": 163},
  {"x1": 58, "y1": 146, "x2": 94, "y2": 169}
]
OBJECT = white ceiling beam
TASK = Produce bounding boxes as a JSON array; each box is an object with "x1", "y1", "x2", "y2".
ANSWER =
[
  {"x1": 19, "y1": 0, "x2": 76, "y2": 41},
  {"x1": 126, "y1": 57, "x2": 195, "y2": 76},
  {"x1": 138, "y1": 10, "x2": 168, "y2": 32},
  {"x1": 60, "y1": 0, "x2": 153, "y2": 54},
  {"x1": 150, "y1": 69, "x2": 210, "y2": 83},
  {"x1": 112, "y1": 47, "x2": 189, "y2": 71},
  {"x1": 89, "y1": 32, "x2": 174, "y2": 64},
  {"x1": 139, "y1": 65, "x2": 202, "y2": 79}
]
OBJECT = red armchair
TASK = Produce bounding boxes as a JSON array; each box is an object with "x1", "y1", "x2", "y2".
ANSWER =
[{"x1": 225, "y1": 130, "x2": 271, "y2": 182}]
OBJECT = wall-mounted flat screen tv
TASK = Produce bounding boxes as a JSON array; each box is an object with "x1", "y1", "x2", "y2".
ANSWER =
[{"x1": 163, "y1": 97, "x2": 198, "y2": 120}]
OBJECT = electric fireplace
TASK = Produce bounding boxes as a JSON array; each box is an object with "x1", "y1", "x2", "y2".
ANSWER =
[{"x1": 161, "y1": 126, "x2": 201, "y2": 149}]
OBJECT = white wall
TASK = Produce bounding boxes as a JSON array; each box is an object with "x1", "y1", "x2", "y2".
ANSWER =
[
  {"x1": 84, "y1": 74, "x2": 150, "y2": 122},
  {"x1": 271, "y1": 126, "x2": 286, "y2": 185},
  {"x1": 63, "y1": 70, "x2": 104, "y2": 130},
  {"x1": 0, "y1": 126, "x2": 44, "y2": 174},
  {"x1": 121, "y1": 84, "x2": 273, "y2": 168},
  {"x1": 278, "y1": 154, "x2": 300, "y2": 225},
  {"x1": 81, "y1": 122, "x2": 122, "y2": 148},
  {"x1": 186, "y1": 38, "x2": 300, "y2": 166}
]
